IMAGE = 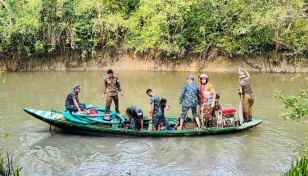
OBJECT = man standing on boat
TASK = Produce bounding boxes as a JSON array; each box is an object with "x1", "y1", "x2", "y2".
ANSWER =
[
  {"x1": 159, "y1": 98, "x2": 170, "y2": 129},
  {"x1": 65, "y1": 84, "x2": 86, "y2": 113},
  {"x1": 238, "y1": 68, "x2": 254, "y2": 123},
  {"x1": 179, "y1": 75, "x2": 201, "y2": 130},
  {"x1": 102, "y1": 69, "x2": 123, "y2": 117},
  {"x1": 146, "y1": 89, "x2": 161, "y2": 130},
  {"x1": 125, "y1": 106, "x2": 144, "y2": 130}
]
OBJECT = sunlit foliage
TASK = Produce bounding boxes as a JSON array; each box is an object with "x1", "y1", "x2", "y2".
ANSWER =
[{"x1": 0, "y1": 0, "x2": 307, "y2": 60}]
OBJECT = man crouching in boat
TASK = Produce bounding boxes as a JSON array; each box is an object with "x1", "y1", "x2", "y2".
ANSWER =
[
  {"x1": 125, "y1": 106, "x2": 144, "y2": 131},
  {"x1": 65, "y1": 84, "x2": 86, "y2": 113}
]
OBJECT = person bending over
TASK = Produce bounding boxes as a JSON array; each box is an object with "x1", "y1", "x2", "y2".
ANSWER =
[{"x1": 125, "y1": 106, "x2": 144, "y2": 130}]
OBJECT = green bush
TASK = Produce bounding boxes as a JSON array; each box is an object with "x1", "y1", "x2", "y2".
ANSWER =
[
  {"x1": 1, "y1": 0, "x2": 307, "y2": 60},
  {"x1": 285, "y1": 157, "x2": 308, "y2": 176}
]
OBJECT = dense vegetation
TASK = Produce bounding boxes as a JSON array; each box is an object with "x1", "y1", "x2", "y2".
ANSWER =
[{"x1": 0, "y1": 0, "x2": 307, "y2": 62}]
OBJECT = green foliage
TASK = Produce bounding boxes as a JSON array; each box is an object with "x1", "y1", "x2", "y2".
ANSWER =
[
  {"x1": 273, "y1": 72, "x2": 308, "y2": 120},
  {"x1": 0, "y1": 153, "x2": 22, "y2": 176},
  {"x1": 273, "y1": 89, "x2": 308, "y2": 120},
  {"x1": 0, "y1": 0, "x2": 307, "y2": 61},
  {"x1": 285, "y1": 139, "x2": 308, "y2": 175},
  {"x1": 284, "y1": 157, "x2": 308, "y2": 176}
]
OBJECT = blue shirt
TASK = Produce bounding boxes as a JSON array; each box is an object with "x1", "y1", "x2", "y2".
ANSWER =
[
  {"x1": 150, "y1": 95, "x2": 160, "y2": 117},
  {"x1": 179, "y1": 82, "x2": 201, "y2": 107},
  {"x1": 65, "y1": 91, "x2": 79, "y2": 106},
  {"x1": 126, "y1": 106, "x2": 143, "y2": 120}
]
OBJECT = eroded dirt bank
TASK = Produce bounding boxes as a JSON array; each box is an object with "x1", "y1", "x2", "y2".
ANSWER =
[{"x1": 1, "y1": 50, "x2": 307, "y2": 72}]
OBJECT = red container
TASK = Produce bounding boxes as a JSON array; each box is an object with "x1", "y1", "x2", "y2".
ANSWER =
[
  {"x1": 89, "y1": 109, "x2": 98, "y2": 118},
  {"x1": 221, "y1": 107, "x2": 236, "y2": 115}
]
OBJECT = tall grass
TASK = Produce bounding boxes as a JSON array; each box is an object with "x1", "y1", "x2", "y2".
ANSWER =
[
  {"x1": 0, "y1": 153, "x2": 22, "y2": 176},
  {"x1": 285, "y1": 157, "x2": 308, "y2": 176}
]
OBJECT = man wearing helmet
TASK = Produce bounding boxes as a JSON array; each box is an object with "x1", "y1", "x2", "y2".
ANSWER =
[
  {"x1": 178, "y1": 75, "x2": 202, "y2": 130},
  {"x1": 238, "y1": 68, "x2": 254, "y2": 122},
  {"x1": 199, "y1": 74, "x2": 216, "y2": 128}
]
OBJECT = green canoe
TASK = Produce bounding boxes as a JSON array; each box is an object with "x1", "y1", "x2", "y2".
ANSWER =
[{"x1": 23, "y1": 106, "x2": 262, "y2": 137}]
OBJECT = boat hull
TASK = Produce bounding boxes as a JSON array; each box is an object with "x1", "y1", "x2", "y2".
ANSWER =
[{"x1": 23, "y1": 108, "x2": 262, "y2": 137}]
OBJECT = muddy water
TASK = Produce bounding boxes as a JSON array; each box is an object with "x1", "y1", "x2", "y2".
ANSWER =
[{"x1": 0, "y1": 70, "x2": 307, "y2": 176}]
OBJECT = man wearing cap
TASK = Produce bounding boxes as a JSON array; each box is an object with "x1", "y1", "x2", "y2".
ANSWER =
[
  {"x1": 125, "y1": 106, "x2": 144, "y2": 130},
  {"x1": 238, "y1": 68, "x2": 254, "y2": 122},
  {"x1": 178, "y1": 75, "x2": 201, "y2": 130},
  {"x1": 102, "y1": 69, "x2": 123, "y2": 116},
  {"x1": 65, "y1": 84, "x2": 86, "y2": 112}
]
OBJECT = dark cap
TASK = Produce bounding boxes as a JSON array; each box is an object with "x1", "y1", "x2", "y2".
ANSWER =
[
  {"x1": 107, "y1": 69, "x2": 113, "y2": 74},
  {"x1": 73, "y1": 84, "x2": 82, "y2": 89}
]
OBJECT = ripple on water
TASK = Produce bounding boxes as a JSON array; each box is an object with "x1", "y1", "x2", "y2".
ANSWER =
[
  {"x1": 116, "y1": 139, "x2": 154, "y2": 154},
  {"x1": 58, "y1": 162, "x2": 170, "y2": 176}
]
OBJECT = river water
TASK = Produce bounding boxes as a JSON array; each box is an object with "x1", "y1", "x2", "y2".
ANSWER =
[{"x1": 0, "y1": 70, "x2": 307, "y2": 176}]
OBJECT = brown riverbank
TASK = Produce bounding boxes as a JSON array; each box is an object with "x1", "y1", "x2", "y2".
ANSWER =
[{"x1": 1, "y1": 50, "x2": 307, "y2": 72}]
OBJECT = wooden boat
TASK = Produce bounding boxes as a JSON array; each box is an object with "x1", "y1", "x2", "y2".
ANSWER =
[{"x1": 23, "y1": 105, "x2": 262, "y2": 137}]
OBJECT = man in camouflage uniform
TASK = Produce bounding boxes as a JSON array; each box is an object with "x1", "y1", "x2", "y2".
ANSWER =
[
  {"x1": 146, "y1": 89, "x2": 161, "y2": 130},
  {"x1": 102, "y1": 69, "x2": 123, "y2": 117},
  {"x1": 65, "y1": 84, "x2": 86, "y2": 112},
  {"x1": 179, "y1": 75, "x2": 201, "y2": 130},
  {"x1": 238, "y1": 68, "x2": 254, "y2": 122},
  {"x1": 125, "y1": 106, "x2": 144, "y2": 130}
]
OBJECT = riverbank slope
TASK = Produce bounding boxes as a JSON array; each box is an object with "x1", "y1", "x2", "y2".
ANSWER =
[{"x1": 1, "y1": 50, "x2": 307, "y2": 72}]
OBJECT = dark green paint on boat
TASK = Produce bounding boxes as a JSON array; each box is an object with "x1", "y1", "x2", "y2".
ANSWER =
[{"x1": 23, "y1": 108, "x2": 262, "y2": 137}]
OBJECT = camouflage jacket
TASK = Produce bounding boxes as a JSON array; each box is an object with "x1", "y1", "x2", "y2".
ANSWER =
[
  {"x1": 179, "y1": 82, "x2": 201, "y2": 107},
  {"x1": 65, "y1": 91, "x2": 79, "y2": 106},
  {"x1": 238, "y1": 76, "x2": 253, "y2": 95},
  {"x1": 150, "y1": 95, "x2": 161, "y2": 118}
]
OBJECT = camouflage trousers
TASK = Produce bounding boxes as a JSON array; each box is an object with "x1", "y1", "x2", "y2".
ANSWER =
[
  {"x1": 105, "y1": 95, "x2": 119, "y2": 115},
  {"x1": 242, "y1": 95, "x2": 254, "y2": 121},
  {"x1": 180, "y1": 106, "x2": 197, "y2": 120},
  {"x1": 66, "y1": 103, "x2": 86, "y2": 112},
  {"x1": 152, "y1": 115, "x2": 161, "y2": 128},
  {"x1": 160, "y1": 116, "x2": 170, "y2": 127},
  {"x1": 130, "y1": 118, "x2": 142, "y2": 131}
]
